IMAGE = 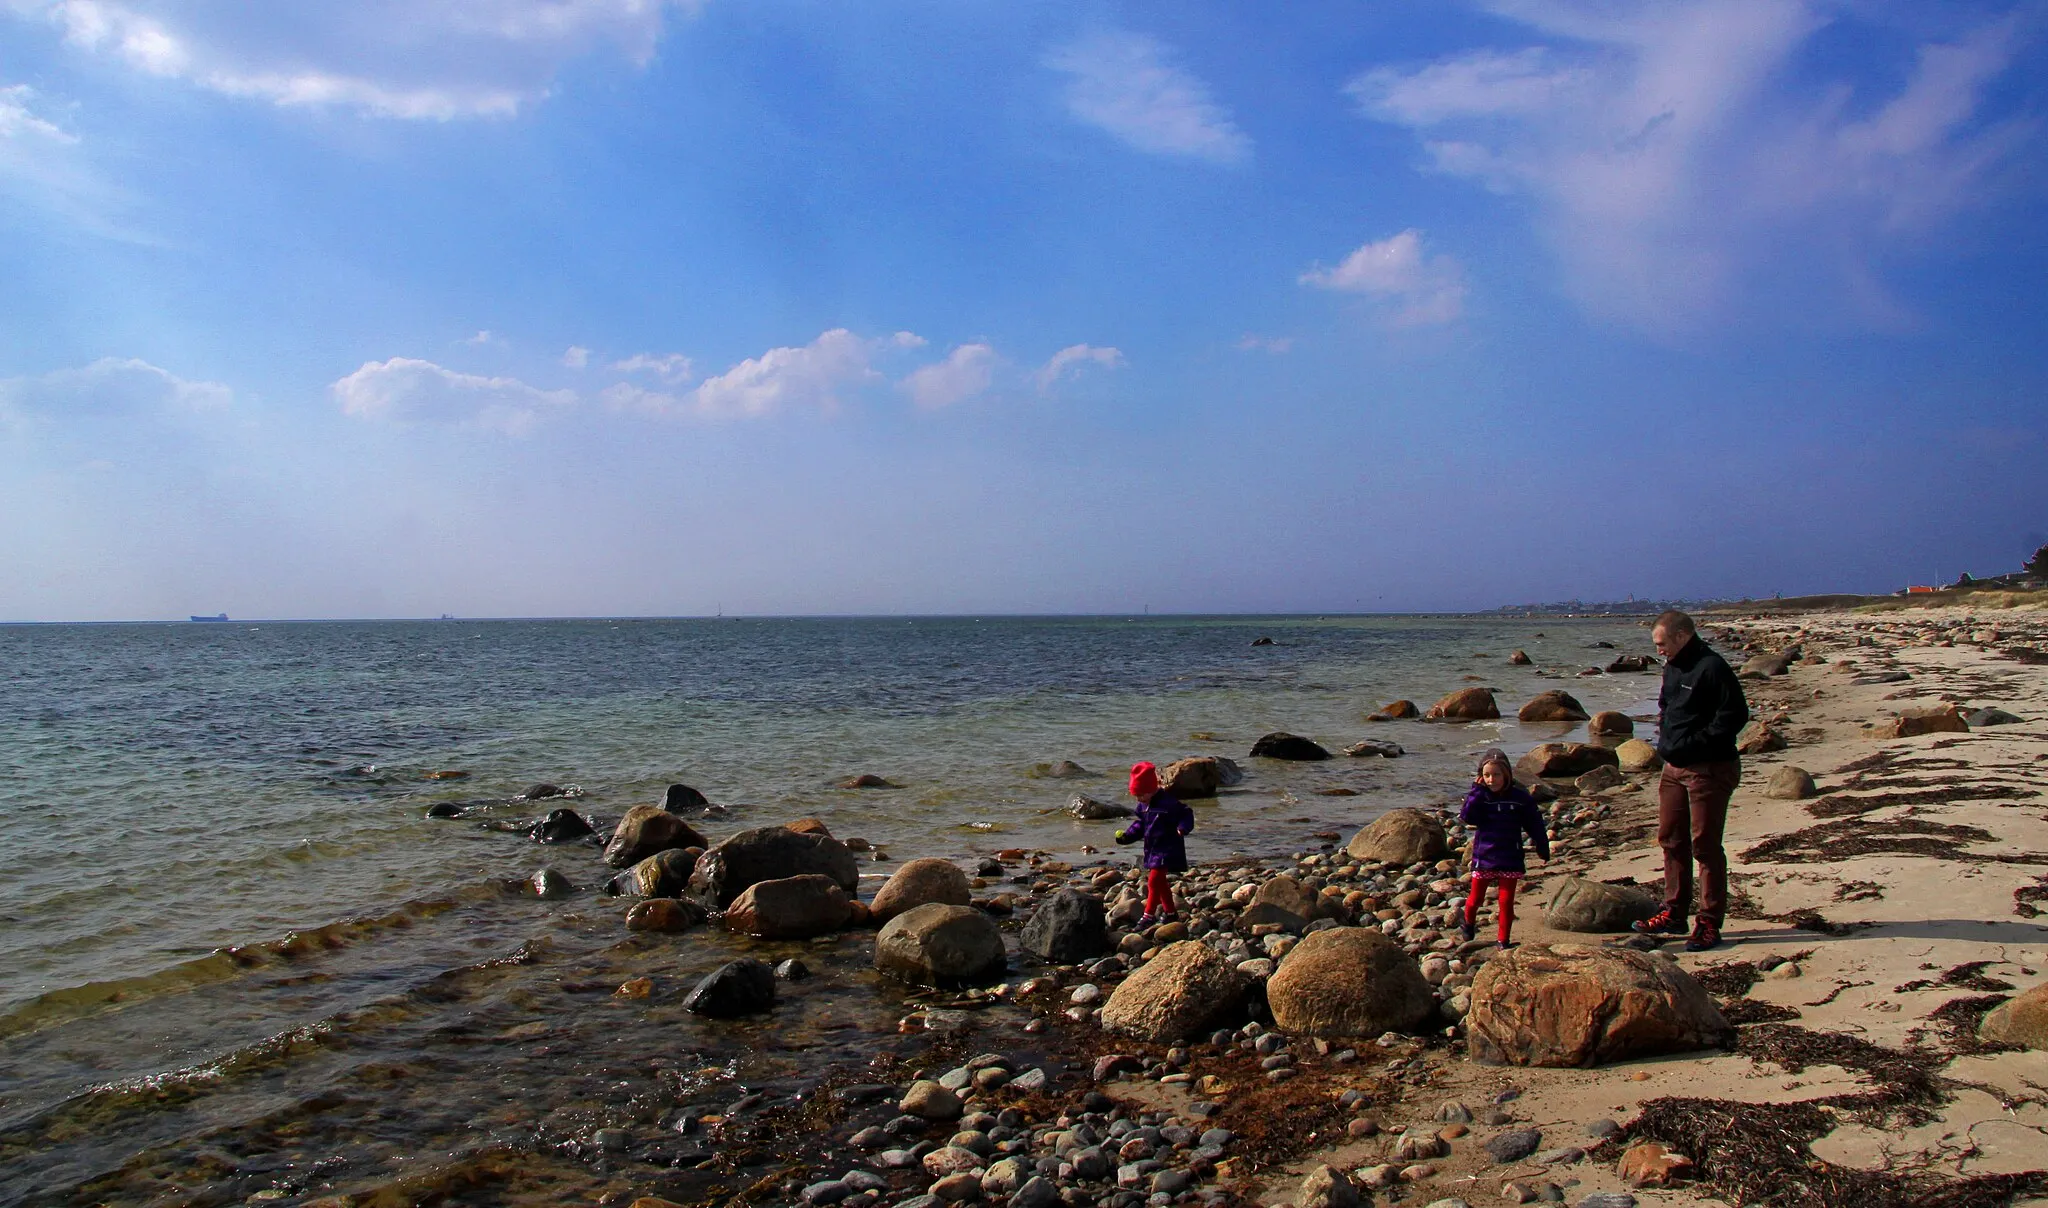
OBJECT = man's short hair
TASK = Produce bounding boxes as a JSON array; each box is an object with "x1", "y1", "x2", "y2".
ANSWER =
[{"x1": 1654, "y1": 609, "x2": 1697, "y2": 637}]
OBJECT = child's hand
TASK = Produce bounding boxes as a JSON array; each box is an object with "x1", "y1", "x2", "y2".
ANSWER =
[{"x1": 1114, "y1": 830, "x2": 1137, "y2": 845}]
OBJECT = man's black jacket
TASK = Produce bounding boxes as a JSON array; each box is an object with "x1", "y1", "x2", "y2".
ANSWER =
[{"x1": 1656, "y1": 638, "x2": 1750, "y2": 767}]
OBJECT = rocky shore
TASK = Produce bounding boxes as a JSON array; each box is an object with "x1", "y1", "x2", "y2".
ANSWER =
[{"x1": 403, "y1": 605, "x2": 2048, "y2": 1208}]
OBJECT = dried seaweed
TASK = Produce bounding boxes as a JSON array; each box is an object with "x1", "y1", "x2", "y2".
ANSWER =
[
  {"x1": 1921, "y1": 994, "x2": 2016, "y2": 1057},
  {"x1": 1774, "y1": 909, "x2": 1872, "y2": 936},
  {"x1": 1894, "y1": 961, "x2": 2014, "y2": 994},
  {"x1": 2000, "y1": 645, "x2": 2048, "y2": 666},
  {"x1": 1832, "y1": 881, "x2": 1885, "y2": 903},
  {"x1": 1741, "y1": 817, "x2": 2006, "y2": 865},
  {"x1": 1719, "y1": 998, "x2": 1803, "y2": 1025},
  {"x1": 2016, "y1": 875, "x2": 2048, "y2": 919},
  {"x1": 1805, "y1": 785, "x2": 2035, "y2": 819}
]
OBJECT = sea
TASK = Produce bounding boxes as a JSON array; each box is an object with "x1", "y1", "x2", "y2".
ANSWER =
[{"x1": 0, "y1": 614, "x2": 1661, "y2": 1206}]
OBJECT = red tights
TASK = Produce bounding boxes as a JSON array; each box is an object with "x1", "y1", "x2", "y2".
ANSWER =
[
  {"x1": 1144, "y1": 868, "x2": 1176, "y2": 916},
  {"x1": 1463, "y1": 877, "x2": 1517, "y2": 943}
]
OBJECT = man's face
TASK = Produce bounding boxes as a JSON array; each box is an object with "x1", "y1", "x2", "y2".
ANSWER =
[{"x1": 1652, "y1": 624, "x2": 1690, "y2": 659}]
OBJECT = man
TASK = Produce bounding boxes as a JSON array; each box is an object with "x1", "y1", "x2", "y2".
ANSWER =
[{"x1": 1632, "y1": 609, "x2": 1749, "y2": 952}]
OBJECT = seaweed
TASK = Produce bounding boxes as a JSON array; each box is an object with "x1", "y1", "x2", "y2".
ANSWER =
[
  {"x1": 1832, "y1": 881, "x2": 1885, "y2": 903},
  {"x1": 1774, "y1": 909, "x2": 1872, "y2": 936},
  {"x1": 1805, "y1": 785, "x2": 2036, "y2": 820},
  {"x1": 1741, "y1": 817, "x2": 2010, "y2": 865},
  {"x1": 1894, "y1": 962, "x2": 2014, "y2": 995},
  {"x1": 1920, "y1": 994, "x2": 2016, "y2": 1057},
  {"x1": 1719, "y1": 998, "x2": 1803, "y2": 1025},
  {"x1": 2016, "y1": 875, "x2": 2048, "y2": 919}
]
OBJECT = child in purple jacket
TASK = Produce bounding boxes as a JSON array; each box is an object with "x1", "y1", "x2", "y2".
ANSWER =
[
  {"x1": 1459, "y1": 748, "x2": 1550, "y2": 948},
  {"x1": 1115, "y1": 761, "x2": 1194, "y2": 925}
]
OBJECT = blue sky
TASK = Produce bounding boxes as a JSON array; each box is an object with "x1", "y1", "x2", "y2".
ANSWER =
[{"x1": 2, "y1": 0, "x2": 2044, "y2": 620}]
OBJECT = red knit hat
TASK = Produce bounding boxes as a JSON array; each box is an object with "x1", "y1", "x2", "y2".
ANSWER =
[{"x1": 1128, "y1": 761, "x2": 1160, "y2": 797}]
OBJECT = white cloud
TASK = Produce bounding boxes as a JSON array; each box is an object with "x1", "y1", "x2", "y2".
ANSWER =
[
  {"x1": 687, "y1": 329, "x2": 921, "y2": 419},
  {"x1": 1034, "y1": 343, "x2": 1125, "y2": 391},
  {"x1": 7, "y1": 0, "x2": 701, "y2": 120},
  {"x1": 0, "y1": 80, "x2": 143, "y2": 237},
  {"x1": 1300, "y1": 229, "x2": 1467, "y2": 326},
  {"x1": 331, "y1": 357, "x2": 572, "y2": 435},
  {"x1": 1, "y1": 357, "x2": 230, "y2": 430},
  {"x1": 612, "y1": 351, "x2": 694, "y2": 383},
  {"x1": 901, "y1": 343, "x2": 997, "y2": 410},
  {"x1": 1047, "y1": 31, "x2": 1250, "y2": 165},
  {"x1": 1235, "y1": 334, "x2": 1295, "y2": 354},
  {"x1": 561, "y1": 345, "x2": 590, "y2": 369},
  {"x1": 461, "y1": 329, "x2": 498, "y2": 346},
  {"x1": 1347, "y1": 1, "x2": 2034, "y2": 329}
]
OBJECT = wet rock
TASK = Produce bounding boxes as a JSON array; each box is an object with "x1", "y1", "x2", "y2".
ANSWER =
[
  {"x1": 1019, "y1": 888, "x2": 1110, "y2": 963},
  {"x1": 626, "y1": 897, "x2": 707, "y2": 932},
  {"x1": 1763, "y1": 766, "x2": 1817, "y2": 800},
  {"x1": 1346, "y1": 808, "x2": 1450, "y2": 865},
  {"x1": 1607, "y1": 654, "x2": 1656, "y2": 673},
  {"x1": 1267, "y1": 926, "x2": 1434, "y2": 1038},
  {"x1": 1425, "y1": 688, "x2": 1499, "y2": 721},
  {"x1": 1615, "y1": 739, "x2": 1662, "y2": 774},
  {"x1": 1010, "y1": 1177, "x2": 1058, "y2": 1208},
  {"x1": 871, "y1": 858, "x2": 974, "y2": 922},
  {"x1": 1587, "y1": 711, "x2": 1634, "y2": 738},
  {"x1": 1509, "y1": 650, "x2": 1532, "y2": 665},
  {"x1": 1736, "y1": 722, "x2": 1788, "y2": 755},
  {"x1": 688, "y1": 825, "x2": 859, "y2": 909},
  {"x1": 775, "y1": 958, "x2": 811, "y2": 980},
  {"x1": 1159, "y1": 756, "x2": 1226, "y2": 798},
  {"x1": 1344, "y1": 739, "x2": 1404, "y2": 758},
  {"x1": 724, "y1": 874, "x2": 853, "y2": 939},
  {"x1": 620, "y1": 848, "x2": 700, "y2": 898},
  {"x1": 531, "y1": 867, "x2": 576, "y2": 899},
  {"x1": 1515, "y1": 742, "x2": 1618, "y2": 781},
  {"x1": 681, "y1": 958, "x2": 776, "y2": 1017},
  {"x1": 604, "y1": 805, "x2": 709, "y2": 868},
  {"x1": 1099, "y1": 941, "x2": 1247, "y2": 1042},
  {"x1": 521, "y1": 783, "x2": 566, "y2": 800},
  {"x1": 1518, "y1": 691, "x2": 1590, "y2": 723},
  {"x1": 1543, "y1": 879, "x2": 1656, "y2": 933},
  {"x1": 1066, "y1": 794, "x2": 1133, "y2": 821},
  {"x1": 1250, "y1": 732, "x2": 1333, "y2": 761},
  {"x1": 901, "y1": 1079, "x2": 965, "y2": 1121},
  {"x1": 1618, "y1": 1141, "x2": 1692, "y2": 1187},
  {"x1": 1298, "y1": 1164, "x2": 1360, "y2": 1208},
  {"x1": 662, "y1": 783, "x2": 709, "y2": 811},
  {"x1": 1574, "y1": 765, "x2": 1625, "y2": 794},
  {"x1": 1980, "y1": 981, "x2": 2048, "y2": 1049},
  {"x1": 1464, "y1": 943, "x2": 1730, "y2": 1067},
  {"x1": 1872, "y1": 703, "x2": 1969, "y2": 739},
  {"x1": 1368, "y1": 699, "x2": 1421, "y2": 721},
  {"x1": 425, "y1": 802, "x2": 465, "y2": 818},
  {"x1": 875, "y1": 903, "x2": 1006, "y2": 987},
  {"x1": 532, "y1": 808, "x2": 595, "y2": 843},
  {"x1": 839, "y1": 774, "x2": 895, "y2": 789},
  {"x1": 1485, "y1": 1129, "x2": 1542, "y2": 1163}
]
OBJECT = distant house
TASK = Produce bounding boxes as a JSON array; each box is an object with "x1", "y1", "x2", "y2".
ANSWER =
[{"x1": 1905, "y1": 585, "x2": 1937, "y2": 594}]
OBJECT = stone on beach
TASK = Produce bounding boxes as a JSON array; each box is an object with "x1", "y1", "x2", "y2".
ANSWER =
[
  {"x1": 687, "y1": 825, "x2": 859, "y2": 909},
  {"x1": 1254, "y1": 874, "x2": 1327, "y2": 921},
  {"x1": 900, "y1": 1079, "x2": 965, "y2": 1121},
  {"x1": 681, "y1": 958, "x2": 776, "y2": 1017},
  {"x1": 1517, "y1": 690, "x2": 1590, "y2": 723},
  {"x1": 1099, "y1": 940, "x2": 1247, "y2": 1042},
  {"x1": 1514, "y1": 742, "x2": 1618, "y2": 782},
  {"x1": 1739, "y1": 646, "x2": 1800, "y2": 679},
  {"x1": 1574, "y1": 765, "x2": 1625, "y2": 794},
  {"x1": 1872, "y1": 703, "x2": 1970, "y2": 739},
  {"x1": 662, "y1": 783, "x2": 709, "y2": 811},
  {"x1": 1424, "y1": 688, "x2": 1499, "y2": 721},
  {"x1": 1369, "y1": 699, "x2": 1421, "y2": 720},
  {"x1": 723, "y1": 874, "x2": 853, "y2": 938},
  {"x1": 1980, "y1": 982, "x2": 2048, "y2": 1049},
  {"x1": 1615, "y1": 739, "x2": 1662, "y2": 773},
  {"x1": 1763, "y1": 766, "x2": 1817, "y2": 800},
  {"x1": 1066, "y1": 794, "x2": 1132, "y2": 820},
  {"x1": 603, "y1": 804, "x2": 709, "y2": 868},
  {"x1": 531, "y1": 807, "x2": 595, "y2": 843},
  {"x1": 1249, "y1": 732, "x2": 1333, "y2": 760},
  {"x1": 869, "y1": 857, "x2": 973, "y2": 922},
  {"x1": 874, "y1": 903, "x2": 1006, "y2": 986},
  {"x1": 1019, "y1": 888, "x2": 1110, "y2": 962},
  {"x1": 1509, "y1": 650, "x2": 1532, "y2": 665},
  {"x1": 1736, "y1": 721, "x2": 1788, "y2": 754},
  {"x1": 1463, "y1": 943, "x2": 1730, "y2": 1067},
  {"x1": 1543, "y1": 878, "x2": 1657, "y2": 933},
  {"x1": 1266, "y1": 926, "x2": 1435, "y2": 1038},
  {"x1": 1297, "y1": 1164, "x2": 1360, "y2": 1208},
  {"x1": 625, "y1": 897, "x2": 707, "y2": 932},
  {"x1": 530, "y1": 867, "x2": 576, "y2": 899},
  {"x1": 1967, "y1": 707, "x2": 2022, "y2": 727},
  {"x1": 1346, "y1": 808, "x2": 1449, "y2": 865},
  {"x1": 1588, "y1": 711, "x2": 1634, "y2": 737},
  {"x1": 621, "y1": 847, "x2": 699, "y2": 898}
]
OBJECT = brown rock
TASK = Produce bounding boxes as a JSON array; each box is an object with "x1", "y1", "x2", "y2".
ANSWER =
[
  {"x1": 1764, "y1": 766, "x2": 1816, "y2": 799},
  {"x1": 1980, "y1": 981, "x2": 2048, "y2": 1049},
  {"x1": 870, "y1": 857, "x2": 973, "y2": 922},
  {"x1": 1464, "y1": 942, "x2": 1731, "y2": 1067},
  {"x1": 837, "y1": 775, "x2": 894, "y2": 790},
  {"x1": 1737, "y1": 722, "x2": 1788, "y2": 754},
  {"x1": 1160, "y1": 756, "x2": 1223, "y2": 798},
  {"x1": 1619, "y1": 1141, "x2": 1693, "y2": 1187},
  {"x1": 603, "y1": 804, "x2": 709, "y2": 868},
  {"x1": 1368, "y1": 699, "x2": 1421, "y2": 721},
  {"x1": 1297, "y1": 1164, "x2": 1360, "y2": 1208},
  {"x1": 873, "y1": 902, "x2": 1006, "y2": 986},
  {"x1": 625, "y1": 897, "x2": 707, "y2": 932},
  {"x1": 1254, "y1": 874, "x2": 1325, "y2": 921},
  {"x1": 1424, "y1": 688, "x2": 1499, "y2": 721},
  {"x1": 1873, "y1": 703, "x2": 1970, "y2": 739},
  {"x1": 1588, "y1": 711, "x2": 1634, "y2": 737},
  {"x1": 1514, "y1": 742, "x2": 1619, "y2": 781},
  {"x1": 1266, "y1": 926, "x2": 1435, "y2": 1038},
  {"x1": 622, "y1": 847, "x2": 700, "y2": 898},
  {"x1": 1099, "y1": 941, "x2": 1247, "y2": 1042},
  {"x1": 687, "y1": 825, "x2": 859, "y2": 909},
  {"x1": 1575, "y1": 765, "x2": 1625, "y2": 794},
  {"x1": 1517, "y1": 690, "x2": 1590, "y2": 723},
  {"x1": 787, "y1": 816, "x2": 835, "y2": 835},
  {"x1": 1345, "y1": 808, "x2": 1450, "y2": 865},
  {"x1": 1616, "y1": 738, "x2": 1662, "y2": 773},
  {"x1": 1509, "y1": 650, "x2": 1532, "y2": 665},
  {"x1": 722, "y1": 874, "x2": 852, "y2": 939}
]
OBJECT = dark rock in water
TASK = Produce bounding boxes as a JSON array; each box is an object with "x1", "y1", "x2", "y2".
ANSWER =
[
  {"x1": 1515, "y1": 742, "x2": 1618, "y2": 781},
  {"x1": 530, "y1": 867, "x2": 576, "y2": 899},
  {"x1": 1509, "y1": 650, "x2": 1532, "y2": 665},
  {"x1": 1160, "y1": 757, "x2": 1225, "y2": 798},
  {"x1": 425, "y1": 802, "x2": 464, "y2": 818},
  {"x1": 1344, "y1": 739, "x2": 1404, "y2": 758},
  {"x1": 682, "y1": 958, "x2": 777, "y2": 1017},
  {"x1": 688, "y1": 826, "x2": 859, "y2": 909},
  {"x1": 775, "y1": 958, "x2": 811, "y2": 981},
  {"x1": 839, "y1": 773, "x2": 895, "y2": 789},
  {"x1": 1251, "y1": 637, "x2": 1275, "y2": 646},
  {"x1": 1067, "y1": 794, "x2": 1133, "y2": 821},
  {"x1": 604, "y1": 804, "x2": 709, "y2": 868},
  {"x1": 1250, "y1": 732, "x2": 1333, "y2": 761},
  {"x1": 1607, "y1": 654, "x2": 1656, "y2": 673},
  {"x1": 1425, "y1": 688, "x2": 1499, "y2": 721},
  {"x1": 1968, "y1": 707, "x2": 2022, "y2": 727},
  {"x1": 1518, "y1": 690, "x2": 1590, "y2": 723},
  {"x1": 975, "y1": 856, "x2": 1003, "y2": 876},
  {"x1": 616, "y1": 848, "x2": 699, "y2": 898},
  {"x1": 724, "y1": 874, "x2": 854, "y2": 938},
  {"x1": 1044, "y1": 760, "x2": 1093, "y2": 779},
  {"x1": 521, "y1": 783, "x2": 565, "y2": 800},
  {"x1": 1592, "y1": 641, "x2": 1615, "y2": 649},
  {"x1": 663, "y1": 783, "x2": 709, "y2": 811},
  {"x1": 1020, "y1": 888, "x2": 1110, "y2": 962},
  {"x1": 1368, "y1": 699, "x2": 1421, "y2": 721},
  {"x1": 1587, "y1": 711, "x2": 1634, "y2": 737},
  {"x1": 531, "y1": 807, "x2": 594, "y2": 843},
  {"x1": 625, "y1": 897, "x2": 706, "y2": 932}
]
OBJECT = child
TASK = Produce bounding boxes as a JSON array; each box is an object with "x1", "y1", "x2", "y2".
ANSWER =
[
  {"x1": 1115, "y1": 761, "x2": 1195, "y2": 925},
  {"x1": 1459, "y1": 748, "x2": 1550, "y2": 948}
]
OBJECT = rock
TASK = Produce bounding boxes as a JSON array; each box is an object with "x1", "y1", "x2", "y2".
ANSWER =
[
  {"x1": 1763, "y1": 767, "x2": 1816, "y2": 800},
  {"x1": 1425, "y1": 688, "x2": 1499, "y2": 721},
  {"x1": 1066, "y1": 794, "x2": 1132, "y2": 821},
  {"x1": 838, "y1": 774, "x2": 894, "y2": 789},
  {"x1": 1250, "y1": 732, "x2": 1333, "y2": 761},
  {"x1": 874, "y1": 903, "x2": 1006, "y2": 987},
  {"x1": 1159, "y1": 756, "x2": 1225, "y2": 798},
  {"x1": 603, "y1": 805, "x2": 709, "y2": 868},
  {"x1": 1255, "y1": 875, "x2": 1326, "y2": 921},
  {"x1": 723, "y1": 874, "x2": 853, "y2": 939},
  {"x1": 1297, "y1": 1164, "x2": 1360, "y2": 1208},
  {"x1": 1967, "y1": 707, "x2": 2022, "y2": 727},
  {"x1": 1587, "y1": 711, "x2": 1634, "y2": 737},
  {"x1": 1518, "y1": 691, "x2": 1590, "y2": 723},
  {"x1": 425, "y1": 802, "x2": 465, "y2": 818},
  {"x1": 1099, "y1": 941, "x2": 1247, "y2": 1042},
  {"x1": 531, "y1": 867, "x2": 576, "y2": 899},
  {"x1": 681, "y1": 958, "x2": 776, "y2": 1017},
  {"x1": 775, "y1": 958, "x2": 810, "y2": 980},
  {"x1": 1464, "y1": 943, "x2": 1731, "y2": 1067},
  {"x1": 521, "y1": 783, "x2": 566, "y2": 800},
  {"x1": 1510, "y1": 650, "x2": 1532, "y2": 665},
  {"x1": 1873, "y1": 703, "x2": 1970, "y2": 739},
  {"x1": 1544, "y1": 879, "x2": 1657, "y2": 933},
  {"x1": 1980, "y1": 982, "x2": 2048, "y2": 1049},
  {"x1": 1515, "y1": 742, "x2": 1618, "y2": 781},
  {"x1": 1346, "y1": 808, "x2": 1450, "y2": 865},
  {"x1": 1578, "y1": 1195, "x2": 1637, "y2": 1208},
  {"x1": 1019, "y1": 888, "x2": 1110, "y2": 963},
  {"x1": 1010, "y1": 1177, "x2": 1058, "y2": 1208},
  {"x1": 1045, "y1": 759, "x2": 1092, "y2": 778},
  {"x1": 621, "y1": 848, "x2": 700, "y2": 898},
  {"x1": 1345, "y1": 739, "x2": 1404, "y2": 758},
  {"x1": 687, "y1": 826, "x2": 859, "y2": 909},
  {"x1": 1618, "y1": 1141, "x2": 1692, "y2": 1188},
  {"x1": 1607, "y1": 654, "x2": 1656, "y2": 673},
  {"x1": 532, "y1": 808, "x2": 595, "y2": 843},
  {"x1": 1615, "y1": 739, "x2": 1662, "y2": 773},
  {"x1": 1574, "y1": 765, "x2": 1625, "y2": 794},
  {"x1": 1485, "y1": 1129, "x2": 1542, "y2": 1163},
  {"x1": 662, "y1": 783, "x2": 709, "y2": 811},
  {"x1": 1266, "y1": 926, "x2": 1435, "y2": 1038},
  {"x1": 901, "y1": 1079, "x2": 964, "y2": 1121},
  {"x1": 871, "y1": 858, "x2": 973, "y2": 922},
  {"x1": 1368, "y1": 699, "x2": 1421, "y2": 721},
  {"x1": 1736, "y1": 722, "x2": 1788, "y2": 754},
  {"x1": 625, "y1": 897, "x2": 707, "y2": 932},
  {"x1": 1739, "y1": 647, "x2": 1799, "y2": 679}
]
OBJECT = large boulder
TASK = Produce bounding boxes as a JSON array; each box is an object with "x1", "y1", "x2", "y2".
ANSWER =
[
  {"x1": 1544, "y1": 879, "x2": 1658, "y2": 933},
  {"x1": 687, "y1": 826, "x2": 858, "y2": 909},
  {"x1": 603, "y1": 805, "x2": 709, "y2": 868},
  {"x1": 1067, "y1": 794, "x2": 1132, "y2": 820},
  {"x1": 1160, "y1": 757, "x2": 1223, "y2": 798},
  {"x1": 662, "y1": 783, "x2": 710, "y2": 811},
  {"x1": 1368, "y1": 700, "x2": 1420, "y2": 721},
  {"x1": 723, "y1": 874, "x2": 853, "y2": 939},
  {"x1": 1764, "y1": 766, "x2": 1817, "y2": 800},
  {"x1": 1099, "y1": 941, "x2": 1247, "y2": 1042},
  {"x1": 1425, "y1": 688, "x2": 1499, "y2": 721},
  {"x1": 616, "y1": 848, "x2": 699, "y2": 898},
  {"x1": 682, "y1": 958, "x2": 776, "y2": 1017},
  {"x1": 1515, "y1": 742, "x2": 1619, "y2": 781},
  {"x1": 1249, "y1": 732, "x2": 1332, "y2": 761},
  {"x1": 1019, "y1": 889, "x2": 1110, "y2": 963},
  {"x1": 1616, "y1": 739, "x2": 1663, "y2": 773},
  {"x1": 532, "y1": 808, "x2": 595, "y2": 843},
  {"x1": 1266, "y1": 927, "x2": 1435, "y2": 1038},
  {"x1": 626, "y1": 897, "x2": 707, "y2": 932},
  {"x1": 1588, "y1": 711, "x2": 1635, "y2": 737},
  {"x1": 874, "y1": 903, "x2": 1006, "y2": 987},
  {"x1": 1518, "y1": 690, "x2": 1590, "y2": 723},
  {"x1": 1873, "y1": 703, "x2": 1970, "y2": 739},
  {"x1": 1346, "y1": 808, "x2": 1449, "y2": 865},
  {"x1": 1464, "y1": 943, "x2": 1731, "y2": 1067},
  {"x1": 870, "y1": 858, "x2": 972, "y2": 921},
  {"x1": 1980, "y1": 983, "x2": 2048, "y2": 1050}
]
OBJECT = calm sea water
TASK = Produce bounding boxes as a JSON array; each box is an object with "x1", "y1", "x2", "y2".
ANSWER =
[{"x1": 0, "y1": 615, "x2": 1657, "y2": 1206}]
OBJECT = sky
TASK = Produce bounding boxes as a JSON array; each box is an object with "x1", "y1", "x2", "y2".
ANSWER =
[{"x1": 2, "y1": 0, "x2": 2045, "y2": 620}]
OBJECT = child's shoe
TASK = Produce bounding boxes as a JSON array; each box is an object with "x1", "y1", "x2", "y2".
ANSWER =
[
  {"x1": 1460, "y1": 917, "x2": 1477, "y2": 943},
  {"x1": 1159, "y1": 911, "x2": 1179, "y2": 924},
  {"x1": 1136, "y1": 912, "x2": 1158, "y2": 929},
  {"x1": 1496, "y1": 940, "x2": 1518, "y2": 951}
]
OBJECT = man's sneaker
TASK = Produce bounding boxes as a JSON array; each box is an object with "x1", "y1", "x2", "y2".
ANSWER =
[
  {"x1": 1460, "y1": 917, "x2": 1477, "y2": 943},
  {"x1": 1685, "y1": 919, "x2": 1723, "y2": 952},
  {"x1": 1632, "y1": 907, "x2": 1687, "y2": 935}
]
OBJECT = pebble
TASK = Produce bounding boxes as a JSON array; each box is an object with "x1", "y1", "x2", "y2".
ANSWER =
[
  {"x1": 1485, "y1": 1129, "x2": 1543, "y2": 1163},
  {"x1": 1577, "y1": 1196, "x2": 1637, "y2": 1208},
  {"x1": 1534, "y1": 1146, "x2": 1585, "y2": 1165}
]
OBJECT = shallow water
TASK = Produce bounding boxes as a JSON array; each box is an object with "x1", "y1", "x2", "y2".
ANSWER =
[{"x1": 0, "y1": 615, "x2": 1658, "y2": 1205}]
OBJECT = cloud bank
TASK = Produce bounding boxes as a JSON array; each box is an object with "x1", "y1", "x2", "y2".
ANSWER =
[{"x1": 1047, "y1": 30, "x2": 1250, "y2": 164}]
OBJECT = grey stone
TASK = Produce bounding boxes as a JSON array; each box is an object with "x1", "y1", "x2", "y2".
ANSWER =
[{"x1": 1485, "y1": 1128, "x2": 1543, "y2": 1163}]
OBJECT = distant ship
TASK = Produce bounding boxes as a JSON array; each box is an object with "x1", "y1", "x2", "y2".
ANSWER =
[
  {"x1": 438, "y1": 614, "x2": 455, "y2": 620},
  {"x1": 190, "y1": 613, "x2": 229, "y2": 622}
]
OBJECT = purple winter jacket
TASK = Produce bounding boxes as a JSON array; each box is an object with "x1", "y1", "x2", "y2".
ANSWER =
[
  {"x1": 1459, "y1": 782, "x2": 1550, "y2": 873},
  {"x1": 1117, "y1": 791, "x2": 1194, "y2": 871}
]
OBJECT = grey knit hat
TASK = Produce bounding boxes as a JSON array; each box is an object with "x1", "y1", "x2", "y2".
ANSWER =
[{"x1": 1476, "y1": 747, "x2": 1512, "y2": 775}]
